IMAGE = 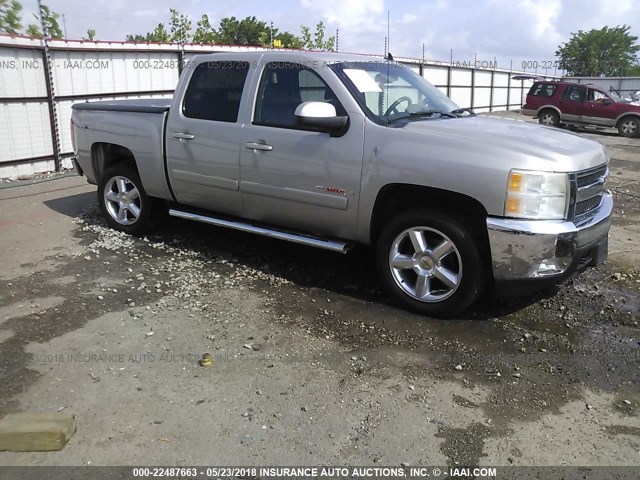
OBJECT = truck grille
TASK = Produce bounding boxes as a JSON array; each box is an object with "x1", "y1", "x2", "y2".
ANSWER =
[{"x1": 572, "y1": 164, "x2": 608, "y2": 220}]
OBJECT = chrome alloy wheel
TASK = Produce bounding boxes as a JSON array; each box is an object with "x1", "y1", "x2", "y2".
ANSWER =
[
  {"x1": 104, "y1": 176, "x2": 142, "y2": 226},
  {"x1": 540, "y1": 112, "x2": 556, "y2": 126},
  {"x1": 388, "y1": 227, "x2": 463, "y2": 303},
  {"x1": 621, "y1": 119, "x2": 637, "y2": 135}
]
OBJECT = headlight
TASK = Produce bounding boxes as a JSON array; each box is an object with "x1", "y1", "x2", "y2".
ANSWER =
[{"x1": 504, "y1": 169, "x2": 569, "y2": 220}]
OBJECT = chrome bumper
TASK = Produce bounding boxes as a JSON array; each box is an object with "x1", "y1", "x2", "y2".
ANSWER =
[
  {"x1": 521, "y1": 108, "x2": 537, "y2": 117},
  {"x1": 486, "y1": 192, "x2": 613, "y2": 280}
]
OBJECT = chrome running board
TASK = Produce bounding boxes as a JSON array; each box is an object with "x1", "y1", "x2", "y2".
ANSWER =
[{"x1": 169, "y1": 209, "x2": 353, "y2": 254}]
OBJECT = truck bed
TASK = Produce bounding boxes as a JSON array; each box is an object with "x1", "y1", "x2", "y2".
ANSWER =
[{"x1": 72, "y1": 98, "x2": 172, "y2": 114}]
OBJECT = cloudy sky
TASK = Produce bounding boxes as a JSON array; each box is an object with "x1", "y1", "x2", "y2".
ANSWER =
[{"x1": 19, "y1": 0, "x2": 640, "y2": 70}]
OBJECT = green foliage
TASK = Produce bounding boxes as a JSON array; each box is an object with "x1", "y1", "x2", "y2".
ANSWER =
[
  {"x1": 125, "y1": 10, "x2": 321, "y2": 49},
  {"x1": 300, "y1": 21, "x2": 335, "y2": 51},
  {"x1": 126, "y1": 23, "x2": 170, "y2": 42},
  {"x1": 216, "y1": 16, "x2": 270, "y2": 46},
  {"x1": 556, "y1": 25, "x2": 640, "y2": 76},
  {"x1": 26, "y1": 23, "x2": 38, "y2": 37},
  {"x1": 193, "y1": 14, "x2": 217, "y2": 44},
  {"x1": 274, "y1": 31, "x2": 302, "y2": 49},
  {"x1": 86, "y1": 28, "x2": 96, "y2": 40},
  {"x1": 26, "y1": 4, "x2": 62, "y2": 39},
  {"x1": 169, "y1": 8, "x2": 191, "y2": 43},
  {"x1": 0, "y1": 0, "x2": 22, "y2": 34}
]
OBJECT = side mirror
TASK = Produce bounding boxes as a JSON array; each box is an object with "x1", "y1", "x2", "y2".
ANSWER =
[
  {"x1": 295, "y1": 102, "x2": 348, "y2": 132},
  {"x1": 603, "y1": 98, "x2": 613, "y2": 105}
]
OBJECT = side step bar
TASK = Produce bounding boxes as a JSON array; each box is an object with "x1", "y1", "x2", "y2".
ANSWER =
[{"x1": 168, "y1": 209, "x2": 353, "y2": 254}]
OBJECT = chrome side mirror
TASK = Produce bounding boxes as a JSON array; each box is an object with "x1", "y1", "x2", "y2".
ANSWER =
[{"x1": 294, "y1": 102, "x2": 348, "y2": 131}]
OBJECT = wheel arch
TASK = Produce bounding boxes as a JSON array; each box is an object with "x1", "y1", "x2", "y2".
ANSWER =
[
  {"x1": 91, "y1": 142, "x2": 140, "y2": 184},
  {"x1": 369, "y1": 183, "x2": 490, "y2": 246},
  {"x1": 536, "y1": 105, "x2": 561, "y2": 117},
  {"x1": 615, "y1": 112, "x2": 640, "y2": 127}
]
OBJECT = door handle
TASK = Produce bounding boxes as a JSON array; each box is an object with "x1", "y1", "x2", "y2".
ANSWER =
[
  {"x1": 172, "y1": 132, "x2": 195, "y2": 140},
  {"x1": 245, "y1": 142, "x2": 273, "y2": 152}
]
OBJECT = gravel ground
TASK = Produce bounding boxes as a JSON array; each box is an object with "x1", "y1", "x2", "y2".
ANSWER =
[{"x1": 0, "y1": 115, "x2": 638, "y2": 469}]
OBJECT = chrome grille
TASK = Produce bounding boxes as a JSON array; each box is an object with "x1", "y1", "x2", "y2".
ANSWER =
[
  {"x1": 572, "y1": 164, "x2": 608, "y2": 219},
  {"x1": 575, "y1": 193, "x2": 603, "y2": 216}
]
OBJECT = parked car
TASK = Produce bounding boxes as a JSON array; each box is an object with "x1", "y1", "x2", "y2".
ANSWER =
[
  {"x1": 71, "y1": 52, "x2": 612, "y2": 317},
  {"x1": 522, "y1": 80, "x2": 640, "y2": 137}
]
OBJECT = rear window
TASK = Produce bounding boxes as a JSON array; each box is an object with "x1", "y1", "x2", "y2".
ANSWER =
[
  {"x1": 183, "y1": 61, "x2": 250, "y2": 122},
  {"x1": 529, "y1": 83, "x2": 557, "y2": 97}
]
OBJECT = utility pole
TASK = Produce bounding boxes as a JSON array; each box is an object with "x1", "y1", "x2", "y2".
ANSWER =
[
  {"x1": 335, "y1": 29, "x2": 339, "y2": 52},
  {"x1": 62, "y1": 14, "x2": 67, "y2": 39}
]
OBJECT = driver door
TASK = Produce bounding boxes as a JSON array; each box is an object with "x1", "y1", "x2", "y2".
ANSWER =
[
  {"x1": 583, "y1": 88, "x2": 617, "y2": 126},
  {"x1": 239, "y1": 62, "x2": 365, "y2": 239}
]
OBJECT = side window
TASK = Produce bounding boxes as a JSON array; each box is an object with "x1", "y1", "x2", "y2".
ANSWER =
[
  {"x1": 254, "y1": 62, "x2": 346, "y2": 129},
  {"x1": 530, "y1": 83, "x2": 557, "y2": 97},
  {"x1": 562, "y1": 85, "x2": 586, "y2": 102},
  {"x1": 587, "y1": 89, "x2": 607, "y2": 102},
  {"x1": 183, "y1": 61, "x2": 250, "y2": 122}
]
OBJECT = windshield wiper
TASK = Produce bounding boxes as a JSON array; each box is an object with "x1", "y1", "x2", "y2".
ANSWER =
[
  {"x1": 387, "y1": 110, "x2": 457, "y2": 123},
  {"x1": 451, "y1": 107, "x2": 476, "y2": 115}
]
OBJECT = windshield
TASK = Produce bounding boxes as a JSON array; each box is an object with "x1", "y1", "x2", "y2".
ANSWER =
[
  {"x1": 608, "y1": 89, "x2": 622, "y2": 101},
  {"x1": 330, "y1": 61, "x2": 461, "y2": 124}
]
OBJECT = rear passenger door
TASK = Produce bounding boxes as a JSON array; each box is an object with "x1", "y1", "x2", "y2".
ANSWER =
[
  {"x1": 166, "y1": 60, "x2": 250, "y2": 216},
  {"x1": 558, "y1": 85, "x2": 586, "y2": 123}
]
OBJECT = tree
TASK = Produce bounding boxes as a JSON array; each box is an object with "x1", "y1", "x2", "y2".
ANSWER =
[
  {"x1": 126, "y1": 23, "x2": 170, "y2": 42},
  {"x1": 169, "y1": 8, "x2": 191, "y2": 43},
  {"x1": 556, "y1": 25, "x2": 640, "y2": 76},
  {"x1": 26, "y1": 4, "x2": 62, "y2": 39},
  {"x1": 85, "y1": 28, "x2": 96, "y2": 40},
  {"x1": 274, "y1": 31, "x2": 302, "y2": 49},
  {"x1": 217, "y1": 16, "x2": 270, "y2": 46},
  {"x1": 0, "y1": 0, "x2": 22, "y2": 34},
  {"x1": 300, "y1": 21, "x2": 335, "y2": 51},
  {"x1": 193, "y1": 14, "x2": 217, "y2": 44}
]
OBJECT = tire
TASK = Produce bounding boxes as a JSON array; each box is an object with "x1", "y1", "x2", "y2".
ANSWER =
[
  {"x1": 538, "y1": 109, "x2": 559, "y2": 127},
  {"x1": 97, "y1": 163, "x2": 160, "y2": 235},
  {"x1": 376, "y1": 210, "x2": 487, "y2": 318},
  {"x1": 617, "y1": 116, "x2": 640, "y2": 138}
]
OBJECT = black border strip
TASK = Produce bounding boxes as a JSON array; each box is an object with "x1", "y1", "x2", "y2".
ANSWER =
[{"x1": 0, "y1": 152, "x2": 74, "y2": 167}]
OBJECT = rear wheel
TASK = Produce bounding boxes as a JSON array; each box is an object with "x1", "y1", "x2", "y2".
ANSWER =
[
  {"x1": 98, "y1": 163, "x2": 160, "y2": 235},
  {"x1": 376, "y1": 210, "x2": 487, "y2": 318},
  {"x1": 618, "y1": 116, "x2": 640, "y2": 138},
  {"x1": 538, "y1": 109, "x2": 559, "y2": 127}
]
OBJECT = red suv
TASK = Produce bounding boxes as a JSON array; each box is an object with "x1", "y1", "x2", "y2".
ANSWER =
[{"x1": 522, "y1": 81, "x2": 640, "y2": 138}]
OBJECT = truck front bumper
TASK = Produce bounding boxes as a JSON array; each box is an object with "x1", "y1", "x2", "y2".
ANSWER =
[{"x1": 486, "y1": 192, "x2": 613, "y2": 293}]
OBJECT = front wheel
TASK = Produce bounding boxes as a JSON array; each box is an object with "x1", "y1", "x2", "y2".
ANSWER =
[
  {"x1": 618, "y1": 116, "x2": 640, "y2": 138},
  {"x1": 376, "y1": 210, "x2": 487, "y2": 318},
  {"x1": 98, "y1": 163, "x2": 160, "y2": 235}
]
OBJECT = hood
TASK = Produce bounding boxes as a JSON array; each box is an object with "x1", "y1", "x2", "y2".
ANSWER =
[{"x1": 400, "y1": 115, "x2": 607, "y2": 172}]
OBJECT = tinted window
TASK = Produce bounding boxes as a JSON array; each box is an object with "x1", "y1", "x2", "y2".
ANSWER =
[
  {"x1": 183, "y1": 61, "x2": 249, "y2": 122},
  {"x1": 562, "y1": 85, "x2": 586, "y2": 102},
  {"x1": 254, "y1": 63, "x2": 346, "y2": 128},
  {"x1": 530, "y1": 83, "x2": 557, "y2": 97}
]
